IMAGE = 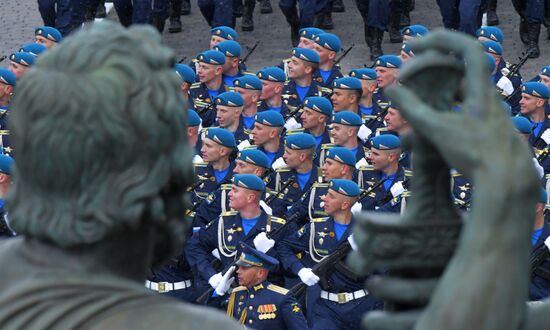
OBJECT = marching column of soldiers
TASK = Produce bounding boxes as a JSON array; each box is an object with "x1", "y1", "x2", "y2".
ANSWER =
[{"x1": 3, "y1": 11, "x2": 550, "y2": 328}]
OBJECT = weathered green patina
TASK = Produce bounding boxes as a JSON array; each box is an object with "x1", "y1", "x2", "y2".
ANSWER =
[
  {"x1": 350, "y1": 30, "x2": 545, "y2": 330},
  {"x1": 0, "y1": 22, "x2": 240, "y2": 329}
]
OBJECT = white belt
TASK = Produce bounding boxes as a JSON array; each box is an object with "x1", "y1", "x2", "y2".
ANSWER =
[
  {"x1": 145, "y1": 280, "x2": 192, "y2": 293},
  {"x1": 320, "y1": 289, "x2": 368, "y2": 304}
]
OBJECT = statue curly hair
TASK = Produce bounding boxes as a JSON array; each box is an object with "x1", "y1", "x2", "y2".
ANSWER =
[{"x1": 7, "y1": 22, "x2": 193, "y2": 266}]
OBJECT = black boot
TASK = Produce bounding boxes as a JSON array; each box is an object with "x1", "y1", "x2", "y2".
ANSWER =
[
  {"x1": 168, "y1": 0, "x2": 182, "y2": 33},
  {"x1": 234, "y1": 0, "x2": 243, "y2": 18},
  {"x1": 181, "y1": 0, "x2": 191, "y2": 15},
  {"x1": 150, "y1": 15, "x2": 166, "y2": 34},
  {"x1": 322, "y1": 13, "x2": 334, "y2": 30},
  {"x1": 526, "y1": 22, "x2": 540, "y2": 58},
  {"x1": 389, "y1": 10, "x2": 402, "y2": 43},
  {"x1": 290, "y1": 22, "x2": 300, "y2": 46},
  {"x1": 314, "y1": 13, "x2": 324, "y2": 28},
  {"x1": 241, "y1": 0, "x2": 255, "y2": 31},
  {"x1": 332, "y1": 0, "x2": 345, "y2": 12},
  {"x1": 486, "y1": 0, "x2": 498, "y2": 25},
  {"x1": 520, "y1": 17, "x2": 529, "y2": 44},
  {"x1": 366, "y1": 25, "x2": 383, "y2": 61},
  {"x1": 259, "y1": 0, "x2": 272, "y2": 14},
  {"x1": 96, "y1": 0, "x2": 106, "y2": 18}
]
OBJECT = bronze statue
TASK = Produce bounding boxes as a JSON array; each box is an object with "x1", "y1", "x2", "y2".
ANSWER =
[
  {"x1": 351, "y1": 30, "x2": 548, "y2": 330},
  {"x1": 0, "y1": 22, "x2": 241, "y2": 329}
]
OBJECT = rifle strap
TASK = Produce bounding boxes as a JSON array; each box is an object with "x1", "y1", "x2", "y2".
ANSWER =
[{"x1": 534, "y1": 265, "x2": 550, "y2": 281}]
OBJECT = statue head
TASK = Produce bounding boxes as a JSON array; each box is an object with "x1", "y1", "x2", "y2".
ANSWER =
[{"x1": 7, "y1": 22, "x2": 192, "y2": 265}]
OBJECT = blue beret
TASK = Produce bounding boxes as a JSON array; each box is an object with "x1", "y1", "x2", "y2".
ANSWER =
[
  {"x1": 511, "y1": 116, "x2": 532, "y2": 134},
  {"x1": 257, "y1": 66, "x2": 286, "y2": 82},
  {"x1": 214, "y1": 40, "x2": 242, "y2": 57},
  {"x1": 238, "y1": 149, "x2": 270, "y2": 169},
  {"x1": 299, "y1": 27, "x2": 325, "y2": 40},
  {"x1": 401, "y1": 42, "x2": 414, "y2": 56},
  {"x1": 375, "y1": 55, "x2": 402, "y2": 69},
  {"x1": 401, "y1": 24, "x2": 429, "y2": 37},
  {"x1": 314, "y1": 33, "x2": 341, "y2": 52},
  {"x1": 285, "y1": 133, "x2": 316, "y2": 150},
  {"x1": 237, "y1": 242, "x2": 279, "y2": 271},
  {"x1": 0, "y1": 154, "x2": 14, "y2": 175},
  {"x1": 349, "y1": 68, "x2": 377, "y2": 80},
  {"x1": 20, "y1": 43, "x2": 47, "y2": 56},
  {"x1": 196, "y1": 50, "x2": 226, "y2": 65},
  {"x1": 9, "y1": 52, "x2": 35, "y2": 67},
  {"x1": 35, "y1": 26, "x2": 62, "y2": 42},
  {"x1": 215, "y1": 91, "x2": 244, "y2": 107},
  {"x1": 540, "y1": 66, "x2": 550, "y2": 78},
  {"x1": 540, "y1": 188, "x2": 548, "y2": 204},
  {"x1": 210, "y1": 26, "x2": 238, "y2": 41},
  {"x1": 206, "y1": 127, "x2": 236, "y2": 148},
  {"x1": 175, "y1": 64, "x2": 196, "y2": 84},
  {"x1": 481, "y1": 40, "x2": 502, "y2": 56},
  {"x1": 332, "y1": 76, "x2": 362, "y2": 91},
  {"x1": 332, "y1": 111, "x2": 362, "y2": 127},
  {"x1": 326, "y1": 147, "x2": 356, "y2": 167},
  {"x1": 255, "y1": 110, "x2": 285, "y2": 127},
  {"x1": 234, "y1": 75, "x2": 262, "y2": 90},
  {"x1": 522, "y1": 82, "x2": 550, "y2": 99},
  {"x1": 370, "y1": 134, "x2": 401, "y2": 150},
  {"x1": 476, "y1": 26, "x2": 504, "y2": 43},
  {"x1": 0, "y1": 69, "x2": 16, "y2": 86},
  {"x1": 292, "y1": 48, "x2": 320, "y2": 64},
  {"x1": 329, "y1": 179, "x2": 361, "y2": 197},
  {"x1": 485, "y1": 53, "x2": 496, "y2": 73},
  {"x1": 501, "y1": 101, "x2": 512, "y2": 114},
  {"x1": 233, "y1": 173, "x2": 265, "y2": 191},
  {"x1": 187, "y1": 109, "x2": 201, "y2": 126},
  {"x1": 304, "y1": 96, "x2": 332, "y2": 116}
]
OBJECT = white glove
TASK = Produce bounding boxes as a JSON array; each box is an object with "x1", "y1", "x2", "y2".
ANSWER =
[
  {"x1": 545, "y1": 236, "x2": 550, "y2": 250},
  {"x1": 357, "y1": 125, "x2": 372, "y2": 143},
  {"x1": 208, "y1": 272, "x2": 223, "y2": 289},
  {"x1": 297, "y1": 268, "x2": 320, "y2": 286},
  {"x1": 351, "y1": 202, "x2": 362, "y2": 215},
  {"x1": 272, "y1": 157, "x2": 287, "y2": 170},
  {"x1": 284, "y1": 117, "x2": 302, "y2": 130},
  {"x1": 390, "y1": 181, "x2": 406, "y2": 198},
  {"x1": 253, "y1": 232, "x2": 275, "y2": 253},
  {"x1": 355, "y1": 157, "x2": 368, "y2": 169},
  {"x1": 192, "y1": 154, "x2": 203, "y2": 164},
  {"x1": 541, "y1": 129, "x2": 550, "y2": 145},
  {"x1": 347, "y1": 234, "x2": 358, "y2": 251},
  {"x1": 214, "y1": 266, "x2": 236, "y2": 296},
  {"x1": 211, "y1": 249, "x2": 221, "y2": 260},
  {"x1": 496, "y1": 76, "x2": 514, "y2": 96},
  {"x1": 237, "y1": 139, "x2": 251, "y2": 151},
  {"x1": 259, "y1": 200, "x2": 273, "y2": 215},
  {"x1": 533, "y1": 157, "x2": 544, "y2": 179}
]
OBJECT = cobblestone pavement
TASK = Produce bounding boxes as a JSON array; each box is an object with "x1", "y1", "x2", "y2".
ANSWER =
[{"x1": 1, "y1": 0, "x2": 549, "y2": 79}]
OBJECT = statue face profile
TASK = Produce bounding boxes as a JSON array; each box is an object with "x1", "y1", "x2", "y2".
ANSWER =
[{"x1": 8, "y1": 21, "x2": 193, "y2": 266}]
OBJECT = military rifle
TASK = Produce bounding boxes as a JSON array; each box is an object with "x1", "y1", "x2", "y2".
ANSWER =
[
  {"x1": 0, "y1": 56, "x2": 6, "y2": 63},
  {"x1": 195, "y1": 210, "x2": 301, "y2": 304},
  {"x1": 504, "y1": 49, "x2": 533, "y2": 80},
  {"x1": 333, "y1": 44, "x2": 355, "y2": 67},
  {"x1": 530, "y1": 242, "x2": 550, "y2": 277},
  {"x1": 265, "y1": 177, "x2": 297, "y2": 205},
  {"x1": 284, "y1": 105, "x2": 305, "y2": 121},
  {"x1": 288, "y1": 176, "x2": 394, "y2": 297},
  {"x1": 503, "y1": 49, "x2": 535, "y2": 102},
  {"x1": 364, "y1": 106, "x2": 389, "y2": 130},
  {"x1": 239, "y1": 41, "x2": 260, "y2": 66},
  {"x1": 177, "y1": 56, "x2": 188, "y2": 64}
]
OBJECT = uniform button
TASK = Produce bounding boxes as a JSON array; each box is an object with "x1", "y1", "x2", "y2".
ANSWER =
[
  {"x1": 249, "y1": 320, "x2": 253, "y2": 324},
  {"x1": 250, "y1": 294, "x2": 255, "y2": 299},
  {"x1": 249, "y1": 306, "x2": 253, "y2": 310}
]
